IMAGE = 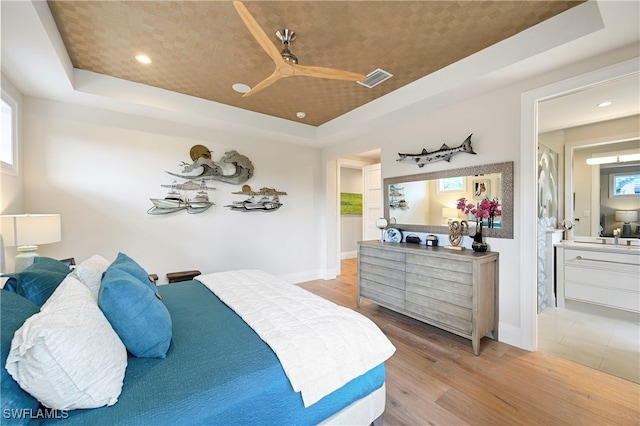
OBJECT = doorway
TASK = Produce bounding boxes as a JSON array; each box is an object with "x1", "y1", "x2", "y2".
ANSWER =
[
  {"x1": 335, "y1": 150, "x2": 381, "y2": 276},
  {"x1": 530, "y1": 64, "x2": 639, "y2": 383}
]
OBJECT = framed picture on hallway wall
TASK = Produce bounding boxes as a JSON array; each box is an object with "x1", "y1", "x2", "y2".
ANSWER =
[{"x1": 340, "y1": 192, "x2": 363, "y2": 215}]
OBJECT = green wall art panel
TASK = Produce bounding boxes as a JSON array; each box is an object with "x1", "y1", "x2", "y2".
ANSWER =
[{"x1": 340, "y1": 193, "x2": 363, "y2": 215}]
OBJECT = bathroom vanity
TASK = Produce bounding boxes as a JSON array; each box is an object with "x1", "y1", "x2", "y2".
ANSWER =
[{"x1": 555, "y1": 240, "x2": 640, "y2": 313}]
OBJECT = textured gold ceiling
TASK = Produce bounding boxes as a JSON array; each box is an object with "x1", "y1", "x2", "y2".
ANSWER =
[{"x1": 47, "y1": 1, "x2": 583, "y2": 126}]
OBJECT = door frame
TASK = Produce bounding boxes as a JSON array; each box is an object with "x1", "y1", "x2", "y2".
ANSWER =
[
  {"x1": 520, "y1": 58, "x2": 639, "y2": 351},
  {"x1": 336, "y1": 158, "x2": 376, "y2": 276}
]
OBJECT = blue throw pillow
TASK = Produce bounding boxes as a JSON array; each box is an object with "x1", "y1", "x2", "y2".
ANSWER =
[
  {"x1": 1, "y1": 257, "x2": 71, "y2": 307},
  {"x1": 0, "y1": 290, "x2": 41, "y2": 420},
  {"x1": 107, "y1": 252, "x2": 155, "y2": 291},
  {"x1": 98, "y1": 268, "x2": 172, "y2": 358}
]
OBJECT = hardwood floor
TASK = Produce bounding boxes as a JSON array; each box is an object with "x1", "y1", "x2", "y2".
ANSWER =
[{"x1": 298, "y1": 259, "x2": 640, "y2": 426}]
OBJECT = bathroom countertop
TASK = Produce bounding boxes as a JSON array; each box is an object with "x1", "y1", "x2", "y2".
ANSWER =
[{"x1": 555, "y1": 239, "x2": 640, "y2": 254}]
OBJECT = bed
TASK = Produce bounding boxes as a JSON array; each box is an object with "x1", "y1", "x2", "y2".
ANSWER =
[{"x1": 1, "y1": 255, "x2": 395, "y2": 425}]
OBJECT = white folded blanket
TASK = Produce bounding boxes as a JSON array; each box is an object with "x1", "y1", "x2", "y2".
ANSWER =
[{"x1": 197, "y1": 270, "x2": 396, "y2": 407}]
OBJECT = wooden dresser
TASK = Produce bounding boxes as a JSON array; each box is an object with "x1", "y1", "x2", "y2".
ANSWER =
[{"x1": 357, "y1": 241, "x2": 499, "y2": 355}]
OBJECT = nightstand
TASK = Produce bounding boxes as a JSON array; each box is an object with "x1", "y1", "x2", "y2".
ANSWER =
[{"x1": 166, "y1": 270, "x2": 201, "y2": 283}]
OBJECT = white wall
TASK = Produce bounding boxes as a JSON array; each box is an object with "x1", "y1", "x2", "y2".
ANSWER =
[{"x1": 21, "y1": 98, "x2": 324, "y2": 284}]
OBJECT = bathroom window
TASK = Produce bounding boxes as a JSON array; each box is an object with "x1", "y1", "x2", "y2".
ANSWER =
[
  {"x1": 609, "y1": 172, "x2": 640, "y2": 197},
  {"x1": 1, "y1": 90, "x2": 18, "y2": 175}
]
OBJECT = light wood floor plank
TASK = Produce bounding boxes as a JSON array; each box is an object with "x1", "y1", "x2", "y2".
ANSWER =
[{"x1": 298, "y1": 259, "x2": 640, "y2": 426}]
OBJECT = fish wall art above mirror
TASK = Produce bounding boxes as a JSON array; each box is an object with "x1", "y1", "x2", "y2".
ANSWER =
[{"x1": 397, "y1": 134, "x2": 476, "y2": 167}]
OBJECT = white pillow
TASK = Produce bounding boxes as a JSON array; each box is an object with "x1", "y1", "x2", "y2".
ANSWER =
[
  {"x1": 5, "y1": 274, "x2": 127, "y2": 410},
  {"x1": 74, "y1": 254, "x2": 111, "y2": 298}
]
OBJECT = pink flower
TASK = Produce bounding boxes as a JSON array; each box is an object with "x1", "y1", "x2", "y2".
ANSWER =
[{"x1": 456, "y1": 197, "x2": 501, "y2": 219}]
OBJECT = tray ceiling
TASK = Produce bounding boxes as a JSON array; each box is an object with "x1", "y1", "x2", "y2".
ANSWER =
[{"x1": 47, "y1": 1, "x2": 584, "y2": 126}]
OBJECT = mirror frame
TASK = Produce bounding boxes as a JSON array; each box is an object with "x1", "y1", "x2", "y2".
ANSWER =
[{"x1": 383, "y1": 161, "x2": 514, "y2": 239}]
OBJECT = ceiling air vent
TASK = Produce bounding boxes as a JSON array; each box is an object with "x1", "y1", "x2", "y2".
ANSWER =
[{"x1": 357, "y1": 68, "x2": 393, "y2": 89}]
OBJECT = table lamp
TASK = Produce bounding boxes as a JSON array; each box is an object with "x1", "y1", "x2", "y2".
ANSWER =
[
  {"x1": 442, "y1": 208, "x2": 459, "y2": 225},
  {"x1": 375, "y1": 218, "x2": 388, "y2": 242},
  {"x1": 615, "y1": 211, "x2": 638, "y2": 236},
  {"x1": 0, "y1": 214, "x2": 61, "y2": 272}
]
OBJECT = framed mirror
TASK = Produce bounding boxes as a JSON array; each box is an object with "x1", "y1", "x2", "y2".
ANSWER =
[{"x1": 383, "y1": 161, "x2": 514, "y2": 238}]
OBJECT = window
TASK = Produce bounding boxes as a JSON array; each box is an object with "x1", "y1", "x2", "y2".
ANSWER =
[
  {"x1": 1, "y1": 90, "x2": 18, "y2": 175},
  {"x1": 609, "y1": 172, "x2": 640, "y2": 197},
  {"x1": 437, "y1": 177, "x2": 466, "y2": 192}
]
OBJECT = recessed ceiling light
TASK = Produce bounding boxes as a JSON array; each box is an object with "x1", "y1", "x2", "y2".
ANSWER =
[
  {"x1": 597, "y1": 101, "x2": 612, "y2": 107},
  {"x1": 135, "y1": 54, "x2": 152, "y2": 64},
  {"x1": 232, "y1": 83, "x2": 251, "y2": 94},
  {"x1": 296, "y1": 112, "x2": 306, "y2": 119}
]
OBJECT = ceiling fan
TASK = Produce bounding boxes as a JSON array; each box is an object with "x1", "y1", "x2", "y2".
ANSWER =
[{"x1": 233, "y1": 1, "x2": 366, "y2": 97}]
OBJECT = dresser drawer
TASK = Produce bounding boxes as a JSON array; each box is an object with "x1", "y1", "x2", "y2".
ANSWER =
[
  {"x1": 406, "y1": 272, "x2": 473, "y2": 299},
  {"x1": 359, "y1": 279, "x2": 405, "y2": 310},
  {"x1": 360, "y1": 245, "x2": 406, "y2": 264},
  {"x1": 405, "y1": 294, "x2": 472, "y2": 334},
  {"x1": 405, "y1": 261, "x2": 472, "y2": 286},
  {"x1": 359, "y1": 256, "x2": 405, "y2": 310},
  {"x1": 406, "y1": 278, "x2": 472, "y2": 309},
  {"x1": 359, "y1": 263, "x2": 405, "y2": 287},
  {"x1": 406, "y1": 253, "x2": 473, "y2": 274}
]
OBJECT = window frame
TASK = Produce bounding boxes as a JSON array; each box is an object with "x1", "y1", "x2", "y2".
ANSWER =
[
  {"x1": 1, "y1": 89, "x2": 19, "y2": 175},
  {"x1": 609, "y1": 171, "x2": 640, "y2": 198}
]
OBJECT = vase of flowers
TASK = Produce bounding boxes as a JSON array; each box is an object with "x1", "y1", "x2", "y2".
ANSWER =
[
  {"x1": 456, "y1": 197, "x2": 502, "y2": 228},
  {"x1": 471, "y1": 222, "x2": 488, "y2": 252}
]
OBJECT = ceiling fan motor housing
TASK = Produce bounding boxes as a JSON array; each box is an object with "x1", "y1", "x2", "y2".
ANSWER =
[
  {"x1": 276, "y1": 28, "x2": 296, "y2": 45},
  {"x1": 276, "y1": 29, "x2": 298, "y2": 63}
]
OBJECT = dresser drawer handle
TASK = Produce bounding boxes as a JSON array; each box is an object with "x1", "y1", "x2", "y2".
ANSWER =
[{"x1": 575, "y1": 255, "x2": 638, "y2": 267}]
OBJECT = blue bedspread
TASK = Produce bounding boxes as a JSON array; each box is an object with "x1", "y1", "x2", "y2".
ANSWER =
[{"x1": 40, "y1": 280, "x2": 385, "y2": 425}]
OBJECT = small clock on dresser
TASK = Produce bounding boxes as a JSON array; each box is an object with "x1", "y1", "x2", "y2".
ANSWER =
[{"x1": 384, "y1": 227, "x2": 403, "y2": 243}]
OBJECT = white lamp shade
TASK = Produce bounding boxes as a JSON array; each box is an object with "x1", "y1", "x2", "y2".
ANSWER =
[
  {"x1": 0, "y1": 214, "x2": 61, "y2": 247},
  {"x1": 375, "y1": 218, "x2": 388, "y2": 229},
  {"x1": 615, "y1": 211, "x2": 638, "y2": 223}
]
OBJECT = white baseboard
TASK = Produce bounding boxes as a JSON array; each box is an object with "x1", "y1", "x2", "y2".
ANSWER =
[
  {"x1": 341, "y1": 251, "x2": 357, "y2": 259},
  {"x1": 279, "y1": 269, "x2": 326, "y2": 284}
]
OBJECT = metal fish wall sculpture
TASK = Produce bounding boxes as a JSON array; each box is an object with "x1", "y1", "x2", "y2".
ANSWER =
[
  {"x1": 397, "y1": 134, "x2": 476, "y2": 167},
  {"x1": 167, "y1": 148, "x2": 254, "y2": 185}
]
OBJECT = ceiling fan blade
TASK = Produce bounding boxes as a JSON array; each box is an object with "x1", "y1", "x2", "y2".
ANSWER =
[
  {"x1": 242, "y1": 71, "x2": 282, "y2": 97},
  {"x1": 291, "y1": 64, "x2": 366, "y2": 82},
  {"x1": 233, "y1": 1, "x2": 283, "y2": 65}
]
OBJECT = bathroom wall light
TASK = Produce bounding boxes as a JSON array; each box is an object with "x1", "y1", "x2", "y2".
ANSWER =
[{"x1": 586, "y1": 153, "x2": 640, "y2": 165}]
